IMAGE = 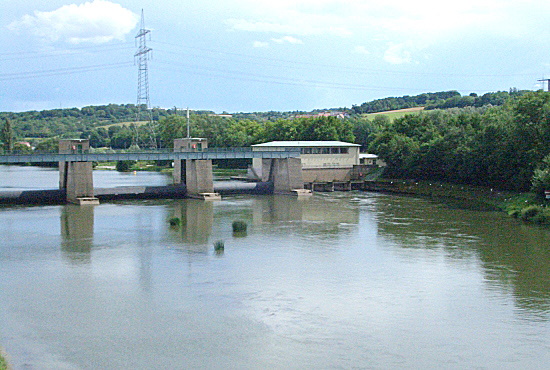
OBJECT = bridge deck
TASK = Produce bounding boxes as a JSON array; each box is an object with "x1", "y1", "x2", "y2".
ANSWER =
[{"x1": 0, "y1": 148, "x2": 301, "y2": 164}]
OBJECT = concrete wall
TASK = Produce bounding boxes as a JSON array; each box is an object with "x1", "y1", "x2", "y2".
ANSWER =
[
  {"x1": 173, "y1": 138, "x2": 209, "y2": 186},
  {"x1": 271, "y1": 158, "x2": 304, "y2": 194},
  {"x1": 59, "y1": 139, "x2": 94, "y2": 203},
  {"x1": 302, "y1": 167, "x2": 352, "y2": 183},
  {"x1": 65, "y1": 161, "x2": 94, "y2": 203},
  {"x1": 185, "y1": 159, "x2": 215, "y2": 195}
]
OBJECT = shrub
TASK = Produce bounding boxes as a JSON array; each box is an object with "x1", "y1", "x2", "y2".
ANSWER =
[
  {"x1": 520, "y1": 206, "x2": 542, "y2": 222},
  {"x1": 169, "y1": 217, "x2": 181, "y2": 226},
  {"x1": 232, "y1": 220, "x2": 247, "y2": 233},
  {"x1": 116, "y1": 160, "x2": 134, "y2": 172},
  {"x1": 214, "y1": 240, "x2": 225, "y2": 251}
]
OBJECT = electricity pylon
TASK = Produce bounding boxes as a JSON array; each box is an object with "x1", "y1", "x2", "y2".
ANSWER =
[{"x1": 134, "y1": 10, "x2": 157, "y2": 149}]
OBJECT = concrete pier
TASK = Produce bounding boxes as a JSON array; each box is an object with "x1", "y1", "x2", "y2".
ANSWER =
[
  {"x1": 173, "y1": 138, "x2": 220, "y2": 200},
  {"x1": 59, "y1": 140, "x2": 99, "y2": 205},
  {"x1": 270, "y1": 157, "x2": 306, "y2": 195}
]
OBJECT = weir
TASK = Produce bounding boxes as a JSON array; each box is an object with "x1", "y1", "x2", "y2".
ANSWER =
[{"x1": 0, "y1": 139, "x2": 306, "y2": 205}]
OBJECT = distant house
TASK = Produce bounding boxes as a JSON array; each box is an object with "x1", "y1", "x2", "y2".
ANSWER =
[
  {"x1": 251, "y1": 141, "x2": 365, "y2": 183},
  {"x1": 359, "y1": 153, "x2": 386, "y2": 167}
]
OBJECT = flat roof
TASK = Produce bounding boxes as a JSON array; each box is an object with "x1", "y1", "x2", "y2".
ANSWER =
[
  {"x1": 252, "y1": 141, "x2": 360, "y2": 147},
  {"x1": 359, "y1": 153, "x2": 378, "y2": 159}
]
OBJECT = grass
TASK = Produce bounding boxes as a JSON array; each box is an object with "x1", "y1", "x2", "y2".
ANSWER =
[
  {"x1": 0, "y1": 351, "x2": 8, "y2": 370},
  {"x1": 363, "y1": 107, "x2": 424, "y2": 121},
  {"x1": 96, "y1": 121, "x2": 150, "y2": 129}
]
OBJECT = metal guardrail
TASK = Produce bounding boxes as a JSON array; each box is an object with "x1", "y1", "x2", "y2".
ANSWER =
[{"x1": 0, "y1": 148, "x2": 302, "y2": 164}]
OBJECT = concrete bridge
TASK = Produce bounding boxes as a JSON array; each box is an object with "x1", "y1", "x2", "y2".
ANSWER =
[{"x1": 0, "y1": 139, "x2": 306, "y2": 204}]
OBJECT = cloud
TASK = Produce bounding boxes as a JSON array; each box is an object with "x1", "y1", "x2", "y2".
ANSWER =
[
  {"x1": 8, "y1": 0, "x2": 139, "y2": 44},
  {"x1": 354, "y1": 46, "x2": 370, "y2": 55},
  {"x1": 253, "y1": 41, "x2": 269, "y2": 48},
  {"x1": 384, "y1": 43, "x2": 412, "y2": 65},
  {"x1": 271, "y1": 36, "x2": 303, "y2": 45},
  {"x1": 226, "y1": 18, "x2": 351, "y2": 37}
]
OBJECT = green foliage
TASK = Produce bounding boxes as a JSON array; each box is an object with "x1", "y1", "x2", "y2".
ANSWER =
[
  {"x1": 425, "y1": 90, "x2": 529, "y2": 110},
  {"x1": 352, "y1": 91, "x2": 459, "y2": 114},
  {"x1": 531, "y1": 154, "x2": 550, "y2": 199},
  {"x1": 1, "y1": 118, "x2": 13, "y2": 153},
  {"x1": 158, "y1": 115, "x2": 187, "y2": 148},
  {"x1": 366, "y1": 92, "x2": 550, "y2": 191},
  {"x1": 232, "y1": 220, "x2": 248, "y2": 233},
  {"x1": 169, "y1": 217, "x2": 181, "y2": 227},
  {"x1": 34, "y1": 137, "x2": 59, "y2": 153},
  {"x1": 213, "y1": 240, "x2": 225, "y2": 251},
  {"x1": 260, "y1": 116, "x2": 354, "y2": 143},
  {"x1": 0, "y1": 351, "x2": 7, "y2": 370},
  {"x1": 520, "y1": 206, "x2": 541, "y2": 221},
  {"x1": 116, "y1": 160, "x2": 134, "y2": 172}
]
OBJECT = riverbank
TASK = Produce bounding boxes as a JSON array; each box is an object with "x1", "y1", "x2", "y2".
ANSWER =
[
  {"x1": 363, "y1": 179, "x2": 550, "y2": 226},
  {"x1": 0, "y1": 350, "x2": 9, "y2": 370}
]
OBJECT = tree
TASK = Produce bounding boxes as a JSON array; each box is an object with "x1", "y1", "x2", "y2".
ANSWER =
[
  {"x1": 531, "y1": 154, "x2": 550, "y2": 199},
  {"x1": 35, "y1": 138, "x2": 59, "y2": 153},
  {"x1": 1, "y1": 118, "x2": 14, "y2": 153}
]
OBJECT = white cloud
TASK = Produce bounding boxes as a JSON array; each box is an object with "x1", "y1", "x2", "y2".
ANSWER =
[
  {"x1": 253, "y1": 41, "x2": 269, "y2": 48},
  {"x1": 354, "y1": 46, "x2": 370, "y2": 55},
  {"x1": 271, "y1": 36, "x2": 303, "y2": 45},
  {"x1": 8, "y1": 0, "x2": 138, "y2": 44},
  {"x1": 384, "y1": 43, "x2": 412, "y2": 65},
  {"x1": 225, "y1": 0, "x2": 550, "y2": 64}
]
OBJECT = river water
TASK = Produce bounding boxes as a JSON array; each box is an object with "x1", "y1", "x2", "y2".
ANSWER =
[{"x1": 1, "y1": 165, "x2": 549, "y2": 369}]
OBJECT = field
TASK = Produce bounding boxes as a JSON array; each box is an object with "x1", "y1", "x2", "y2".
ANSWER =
[
  {"x1": 363, "y1": 107, "x2": 424, "y2": 120},
  {"x1": 97, "y1": 121, "x2": 150, "y2": 129}
]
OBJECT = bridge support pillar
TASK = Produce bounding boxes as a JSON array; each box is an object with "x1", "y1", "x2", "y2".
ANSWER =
[
  {"x1": 173, "y1": 138, "x2": 220, "y2": 200},
  {"x1": 269, "y1": 158, "x2": 310, "y2": 196},
  {"x1": 59, "y1": 139, "x2": 99, "y2": 205}
]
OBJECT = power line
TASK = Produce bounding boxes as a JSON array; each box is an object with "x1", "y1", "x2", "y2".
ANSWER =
[
  {"x1": 0, "y1": 62, "x2": 133, "y2": 81},
  {"x1": 152, "y1": 40, "x2": 538, "y2": 79}
]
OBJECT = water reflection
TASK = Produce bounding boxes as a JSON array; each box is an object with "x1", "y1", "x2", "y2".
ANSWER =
[
  {"x1": 171, "y1": 199, "x2": 214, "y2": 248},
  {"x1": 373, "y1": 194, "x2": 550, "y2": 319},
  {"x1": 60, "y1": 204, "x2": 94, "y2": 264}
]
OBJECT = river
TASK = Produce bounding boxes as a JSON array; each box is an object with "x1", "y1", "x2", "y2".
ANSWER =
[{"x1": 1, "y1": 165, "x2": 549, "y2": 369}]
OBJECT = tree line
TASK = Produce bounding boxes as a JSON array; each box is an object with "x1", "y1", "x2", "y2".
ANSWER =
[
  {"x1": 3, "y1": 90, "x2": 550, "y2": 195},
  {"x1": 366, "y1": 91, "x2": 550, "y2": 195}
]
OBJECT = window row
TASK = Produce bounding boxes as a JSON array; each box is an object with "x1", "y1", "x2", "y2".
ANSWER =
[{"x1": 300, "y1": 147, "x2": 349, "y2": 155}]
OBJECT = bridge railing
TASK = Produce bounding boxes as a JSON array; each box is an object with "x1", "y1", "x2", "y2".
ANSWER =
[{"x1": 0, "y1": 147, "x2": 301, "y2": 163}]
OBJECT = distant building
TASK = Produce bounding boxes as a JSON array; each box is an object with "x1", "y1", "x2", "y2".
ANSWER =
[
  {"x1": 294, "y1": 111, "x2": 349, "y2": 119},
  {"x1": 250, "y1": 140, "x2": 384, "y2": 183}
]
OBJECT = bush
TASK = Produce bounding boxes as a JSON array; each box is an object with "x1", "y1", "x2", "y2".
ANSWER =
[
  {"x1": 214, "y1": 240, "x2": 225, "y2": 251},
  {"x1": 520, "y1": 205, "x2": 541, "y2": 221},
  {"x1": 116, "y1": 160, "x2": 134, "y2": 172},
  {"x1": 169, "y1": 217, "x2": 181, "y2": 226},
  {"x1": 232, "y1": 220, "x2": 247, "y2": 233}
]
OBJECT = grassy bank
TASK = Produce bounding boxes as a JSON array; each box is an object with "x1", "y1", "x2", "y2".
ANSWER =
[
  {"x1": 0, "y1": 351, "x2": 8, "y2": 370},
  {"x1": 364, "y1": 179, "x2": 550, "y2": 226}
]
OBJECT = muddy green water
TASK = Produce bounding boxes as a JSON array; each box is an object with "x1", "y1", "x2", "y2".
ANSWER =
[{"x1": 1, "y1": 166, "x2": 549, "y2": 368}]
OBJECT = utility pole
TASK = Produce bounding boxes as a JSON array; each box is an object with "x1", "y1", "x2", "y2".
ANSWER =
[
  {"x1": 187, "y1": 107, "x2": 191, "y2": 139},
  {"x1": 134, "y1": 9, "x2": 156, "y2": 148},
  {"x1": 538, "y1": 78, "x2": 550, "y2": 92}
]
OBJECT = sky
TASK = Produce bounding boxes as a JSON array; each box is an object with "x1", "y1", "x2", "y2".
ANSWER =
[{"x1": 2, "y1": 0, "x2": 550, "y2": 113}]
